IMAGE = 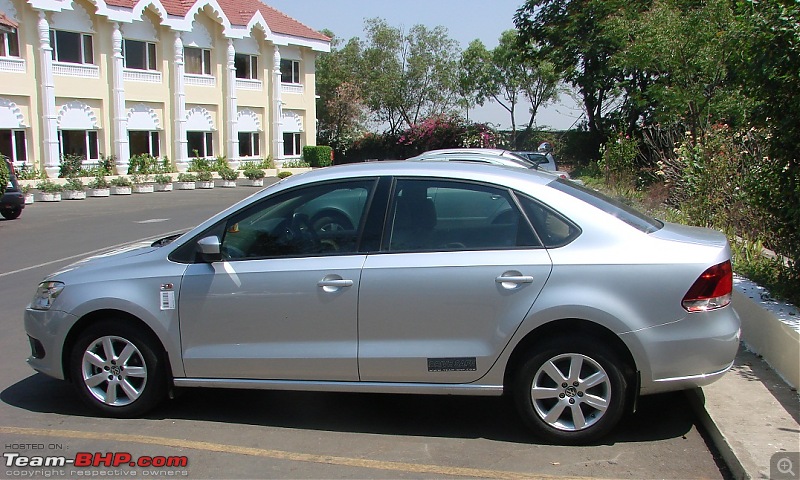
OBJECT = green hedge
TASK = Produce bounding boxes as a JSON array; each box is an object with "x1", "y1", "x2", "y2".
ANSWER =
[
  {"x1": 302, "y1": 146, "x2": 334, "y2": 167},
  {"x1": 0, "y1": 155, "x2": 8, "y2": 196}
]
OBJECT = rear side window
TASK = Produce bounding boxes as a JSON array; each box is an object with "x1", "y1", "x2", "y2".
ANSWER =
[
  {"x1": 549, "y1": 179, "x2": 663, "y2": 233},
  {"x1": 516, "y1": 195, "x2": 580, "y2": 247}
]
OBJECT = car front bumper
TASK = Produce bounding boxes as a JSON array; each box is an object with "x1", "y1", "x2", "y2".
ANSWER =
[{"x1": 24, "y1": 307, "x2": 79, "y2": 381}]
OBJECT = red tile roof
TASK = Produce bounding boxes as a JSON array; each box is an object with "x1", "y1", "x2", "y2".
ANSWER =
[
  {"x1": 0, "y1": 11, "x2": 19, "y2": 29},
  {"x1": 103, "y1": 0, "x2": 329, "y2": 42}
]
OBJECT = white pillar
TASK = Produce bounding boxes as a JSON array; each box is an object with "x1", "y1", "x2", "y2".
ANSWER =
[
  {"x1": 173, "y1": 32, "x2": 188, "y2": 172},
  {"x1": 37, "y1": 11, "x2": 59, "y2": 178},
  {"x1": 225, "y1": 39, "x2": 239, "y2": 166},
  {"x1": 272, "y1": 46, "x2": 283, "y2": 165},
  {"x1": 112, "y1": 22, "x2": 129, "y2": 174}
]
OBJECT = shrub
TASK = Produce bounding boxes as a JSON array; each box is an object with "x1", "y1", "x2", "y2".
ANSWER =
[
  {"x1": 218, "y1": 167, "x2": 239, "y2": 181},
  {"x1": 59, "y1": 154, "x2": 84, "y2": 178},
  {"x1": 302, "y1": 146, "x2": 334, "y2": 167},
  {"x1": 154, "y1": 174, "x2": 172, "y2": 184},
  {"x1": 0, "y1": 155, "x2": 8, "y2": 196},
  {"x1": 36, "y1": 179, "x2": 63, "y2": 193},
  {"x1": 128, "y1": 154, "x2": 160, "y2": 175},
  {"x1": 277, "y1": 171, "x2": 293, "y2": 179},
  {"x1": 243, "y1": 165, "x2": 265, "y2": 180},
  {"x1": 282, "y1": 159, "x2": 310, "y2": 168},
  {"x1": 189, "y1": 157, "x2": 213, "y2": 172},
  {"x1": 177, "y1": 173, "x2": 197, "y2": 182},
  {"x1": 64, "y1": 177, "x2": 85, "y2": 191},
  {"x1": 195, "y1": 171, "x2": 213, "y2": 182},
  {"x1": 87, "y1": 171, "x2": 109, "y2": 189},
  {"x1": 599, "y1": 133, "x2": 639, "y2": 188},
  {"x1": 110, "y1": 176, "x2": 132, "y2": 187}
]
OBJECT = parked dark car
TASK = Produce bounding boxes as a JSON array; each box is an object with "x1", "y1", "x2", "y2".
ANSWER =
[{"x1": 1, "y1": 159, "x2": 25, "y2": 220}]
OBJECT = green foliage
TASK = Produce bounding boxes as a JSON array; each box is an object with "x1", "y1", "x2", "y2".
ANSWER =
[
  {"x1": 599, "y1": 133, "x2": 640, "y2": 188},
  {"x1": 87, "y1": 171, "x2": 109, "y2": 189},
  {"x1": 195, "y1": 171, "x2": 213, "y2": 182},
  {"x1": 127, "y1": 154, "x2": 161, "y2": 175},
  {"x1": 302, "y1": 146, "x2": 334, "y2": 167},
  {"x1": 59, "y1": 154, "x2": 85, "y2": 178},
  {"x1": 0, "y1": 155, "x2": 8, "y2": 196},
  {"x1": 36, "y1": 179, "x2": 63, "y2": 193},
  {"x1": 397, "y1": 114, "x2": 498, "y2": 154},
  {"x1": 218, "y1": 167, "x2": 239, "y2": 181},
  {"x1": 242, "y1": 165, "x2": 265, "y2": 180},
  {"x1": 130, "y1": 173, "x2": 151, "y2": 184},
  {"x1": 281, "y1": 159, "x2": 310, "y2": 168},
  {"x1": 459, "y1": 31, "x2": 559, "y2": 148},
  {"x1": 277, "y1": 171, "x2": 293, "y2": 179},
  {"x1": 64, "y1": 177, "x2": 85, "y2": 191},
  {"x1": 176, "y1": 173, "x2": 196, "y2": 182},
  {"x1": 153, "y1": 174, "x2": 172, "y2": 184},
  {"x1": 213, "y1": 156, "x2": 229, "y2": 172},
  {"x1": 189, "y1": 157, "x2": 213, "y2": 172},
  {"x1": 110, "y1": 176, "x2": 132, "y2": 187},
  {"x1": 15, "y1": 164, "x2": 42, "y2": 180}
]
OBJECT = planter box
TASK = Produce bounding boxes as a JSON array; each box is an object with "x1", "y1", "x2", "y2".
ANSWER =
[
  {"x1": 175, "y1": 181, "x2": 195, "y2": 190},
  {"x1": 154, "y1": 183, "x2": 173, "y2": 192},
  {"x1": 196, "y1": 181, "x2": 215, "y2": 189},
  {"x1": 88, "y1": 188, "x2": 110, "y2": 197},
  {"x1": 63, "y1": 190, "x2": 86, "y2": 200},
  {"x1": 242, "y1": 178, "x2": 264, "y2": 187},
  {"x1": 111, "y1": 186, "x2": 132, "y2": 195},
  {"x1": 220, "y1": 180, "x2": 237, "y2": 188},
  {"x1": 23, "y1": 194, "x2": 34, "y2": 204},
  {"x1": 37, "y1": 192, "x2": 61, "y2": 202},
  {"x1": 133, "y1": 184, "x2": 155, "y2": 194}
]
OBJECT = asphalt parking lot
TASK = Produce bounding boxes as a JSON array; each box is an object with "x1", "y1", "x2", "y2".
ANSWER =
[{"x1": 0, "y1": 185, "x2": 730, "y2": 479}]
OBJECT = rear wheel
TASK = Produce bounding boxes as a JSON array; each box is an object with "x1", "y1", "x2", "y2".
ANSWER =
[
  {"x1": 1, "y1": 207, "x2": 21, "y2": 220},
  {"x1": 69, "y1": 320, "x2": 167, "y2": 417},
  {"x1": 513, "y1": 337, "x2": 629, "y2": 444}
]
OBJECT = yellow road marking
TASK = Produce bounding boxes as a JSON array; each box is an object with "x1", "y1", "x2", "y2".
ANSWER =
[{"x1": 0, "y1": 425, "x2": 601, "y2": 480}]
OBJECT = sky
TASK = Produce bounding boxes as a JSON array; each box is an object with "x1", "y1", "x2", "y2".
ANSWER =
[{"x1": 265, "y1": 0, "x2": 583, "y2": 130}]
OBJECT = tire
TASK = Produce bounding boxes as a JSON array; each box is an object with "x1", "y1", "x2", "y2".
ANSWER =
[
  {"x1": 1, "y1": 207, "x2": 21, "y2": 220},
  {"x1": 512, "y1": 337, "x2": 629, "y2": 444},
  {"x1": 69, "y1": 320, "x2": 167, "y2": 417}
]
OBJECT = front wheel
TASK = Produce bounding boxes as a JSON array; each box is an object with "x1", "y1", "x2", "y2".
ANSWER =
[
  {"x1": 69, "y1": 320, "x2": 167, "y2": 417},
  {"x1": 513, "y1": 337, "x2": 629, "y2": 444},
  {"x1": 1, "y1": 207, "x2": 21, "y2": 220}
]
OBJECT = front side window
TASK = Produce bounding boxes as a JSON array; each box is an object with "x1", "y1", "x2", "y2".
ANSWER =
[
  {"x1": 238, "y1": 132, "x2": 259, "y2": 157},
  {"x1": 59, "y1": 130, "x2": 99, "y2": 160},
  {"x1": 187, "y1": 131, "x2": 213, "y2": 157},
  {"x1": 50, "y1": 30, "x2": 93, "y2": 64},
  {"x1": 129, "y1": 131, "x2": 160, "y2": 156},
  {"x1": 184, "y1": 47, "x2": 211, "y2": 75},
  {"x1": 234, "y1": 53, "x2": 258, "y2": 80},
  {"x1": 0, "y1": 29, "x2": 20, "y2": 57},
  {"x1": 0, "y1": 129, "x2": 26, "y2": 163},
  {"x1": 283, "y1": 132, "x2": 301, "y2": 156},
  {"x1": 220, "y1": 179, "x2": 375, "y2": 259},
  {"x1": 123, "y1": 39, "x2": 157, "y2": 70},
  {"x1": 280, "y1": 59, "x2": 300, "y2": 83},
  {"x1": 387, "y1": 179, "x2": 540, "y2": 252}
]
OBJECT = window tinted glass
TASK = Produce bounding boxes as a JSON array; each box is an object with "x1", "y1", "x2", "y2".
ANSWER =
[
  {"x1": 549, "y1": 179, "x2": 663, "y2": 233},
  {"x1": 220, "y1": 180, "x2": 375, "y2": 259},
  {"x1": 184, "y1": 47, "x2": 202, "y2": 74},
  {"x1": 55, "y1": 30, "x2": 81, "y2": 63},
  {"x1": 124, "y1": 39, "x2": 146, "y2": 69},
  {"x1": 388, "y1": 179, "x2": 540, "y2": 252},
  {"x1": 516, "y1": 194, "x2": 581, "y2": 247}
]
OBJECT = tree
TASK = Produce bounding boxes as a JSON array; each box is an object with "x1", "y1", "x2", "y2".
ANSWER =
[
  {"x1": 315, "y1": 31, "x2": 367, "y2": 154},
  {"x1": 515, "y1": 0, "x2": 634, "y2": 139},
  {"x1": 360, "y1": 19, "x2": 461, "y2": 135},
  {"x1": 460, "y1": 31, "x2": 559, "y2": 149}
]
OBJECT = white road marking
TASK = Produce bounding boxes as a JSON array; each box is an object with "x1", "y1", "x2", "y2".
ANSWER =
[{"x1": 135, "y1": 218, "x2": 170, "y2": 224}]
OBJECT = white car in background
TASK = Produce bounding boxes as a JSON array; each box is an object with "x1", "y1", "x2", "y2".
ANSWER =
[{"x1": 409, "y1": 148, "x2": 574, "y2": 181}]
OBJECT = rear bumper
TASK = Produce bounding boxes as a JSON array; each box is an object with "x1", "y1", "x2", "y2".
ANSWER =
[
  {"x1": 627, "y1": 307, "x2": 741, "y2": 395},
  {"x1": 1, "y1": 191, "x2": 25, "y2": 210}
]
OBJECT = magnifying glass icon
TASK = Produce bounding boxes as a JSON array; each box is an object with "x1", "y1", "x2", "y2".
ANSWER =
[{"x1": 777, "y1": 457, "x2": 795, "y2": 476}]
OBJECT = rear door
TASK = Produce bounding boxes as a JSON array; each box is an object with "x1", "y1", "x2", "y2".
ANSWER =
[{"x1": 358, "y1": 178, "x2": 553, "y2": 383}]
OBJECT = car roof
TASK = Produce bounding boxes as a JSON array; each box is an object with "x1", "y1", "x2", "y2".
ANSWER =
[
  {"x1": 273, "y1": 160, "x2": 555, "y2": 190},
  {"x1": 417, "y1": 148, "x2": 524, "y2": 159}
]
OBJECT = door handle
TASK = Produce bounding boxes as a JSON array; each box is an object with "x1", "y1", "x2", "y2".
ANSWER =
[
  {"x1": 318, "y1": 279, "x2": 354, "y2": 288},
  {"x1": 495, "y1": 275, "x2": 534, "y2": 284}
]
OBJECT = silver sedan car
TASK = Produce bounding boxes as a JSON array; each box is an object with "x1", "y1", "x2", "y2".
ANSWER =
[{"x1": 24, "y1": 161, "x2": 740, "y2": 444}]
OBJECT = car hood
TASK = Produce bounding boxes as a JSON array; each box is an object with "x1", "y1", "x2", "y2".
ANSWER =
[
  {"x1": 46, "y1": 240, "x2": 161, "y2": 280},
  {"x1": 650, "y1": 222, "x2": 728, "y2": 247}
]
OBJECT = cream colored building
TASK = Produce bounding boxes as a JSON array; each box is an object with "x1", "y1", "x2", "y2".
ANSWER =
[{"x1": 0, "y1": 0, "x2": 329, "y2": 176}]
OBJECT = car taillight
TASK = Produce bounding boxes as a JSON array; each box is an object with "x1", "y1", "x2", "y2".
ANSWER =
[{"x1": 682, "y1": 260, "x2": 733, "y2": 312}]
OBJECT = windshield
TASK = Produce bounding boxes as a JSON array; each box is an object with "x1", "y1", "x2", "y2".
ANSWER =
[{"x1": 549, "y1": 179, "x2": 664, "y2": 233}]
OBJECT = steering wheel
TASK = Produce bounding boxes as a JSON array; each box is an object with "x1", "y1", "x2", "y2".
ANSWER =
[{"x1": 291, "y1": 213, "x2": 320, "y2": 251}]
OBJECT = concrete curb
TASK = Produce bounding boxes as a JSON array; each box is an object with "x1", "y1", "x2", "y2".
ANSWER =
[{"x1": 686, "y1": 388, "x2": 750, "y2": 480}]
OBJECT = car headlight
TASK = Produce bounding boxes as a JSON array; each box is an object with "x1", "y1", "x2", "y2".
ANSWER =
[{"x1": 31, "y1": 281, "x2": 65, "y2": 311}]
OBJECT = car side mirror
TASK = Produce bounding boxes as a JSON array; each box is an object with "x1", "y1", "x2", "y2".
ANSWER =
[{"x1": 196, "y1": 236, "x2": 222, "y2": 263}]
